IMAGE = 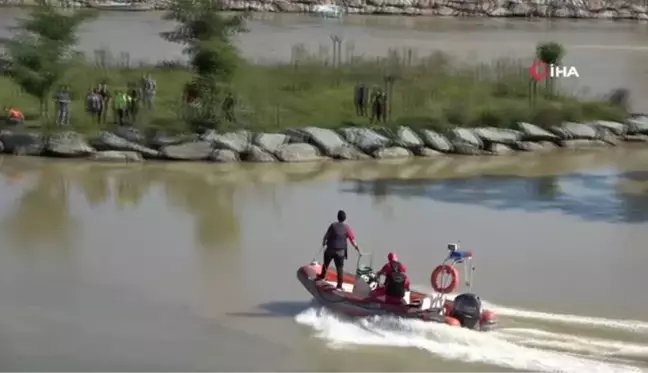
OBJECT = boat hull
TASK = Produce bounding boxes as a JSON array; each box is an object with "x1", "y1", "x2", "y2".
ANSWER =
[{"x1": 296, "y1": 262, "x2": 497, "y2": 331}]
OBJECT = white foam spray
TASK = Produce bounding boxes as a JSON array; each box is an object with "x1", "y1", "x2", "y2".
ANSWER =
[
  {"x1": 294, "y1": 298, "x2": 648, "y2": 373},
  {"x1": 483, "y1": 301, "x2": 648, "y2": 334},
  {"x1": 495, "y1": 328, "x2": 648, "y2": 357}
]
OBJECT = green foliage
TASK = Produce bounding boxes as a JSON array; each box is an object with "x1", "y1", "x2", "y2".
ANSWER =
[
  {"x1": 536, "y1": 42, "x2": 565, "y2": 65},
  {"x1": 161, "y1": 0, "x2": 246, "y2": 47},
  {"x1": 190, "y1": 40, "x2": 240, "y2": 81},
  {"x1": 161, "y1": 0, "x2": 246, "y2": 129},
  {"x1": 0, "y1": 3, "x2": 95, "y2": 115},
  {"x1": 535, "y1": 41, "x2": 565, "y2": 96}
]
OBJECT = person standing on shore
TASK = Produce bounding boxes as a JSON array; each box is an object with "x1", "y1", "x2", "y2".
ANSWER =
[
  {"x1": 55, "y1": 85, "x2": 71, "y2": 127},
  {"x1": 97, "y1": 83, "x2": 111, "y2": 124},
  {"x1": 86, "y1": 89, "x2": 103, "y2": 124},
  {"x1": 370, "y1": 87, "x2": 386, "y2": 124},
  {"x1": 113, "y1": 90, "x2": 131, "y2": 127},
  {"x1": 141, "y1": 74, "x2": 156, "y2": 110},
  {"x1": 354, "y1": 82, "x2": 367, "y2": 116},
  {"x1": 128, "y1": 83, "x2": 140, "y2": 124},
  {"x1": 222, "y1": 91, "x2": 236, "y2": 122}
]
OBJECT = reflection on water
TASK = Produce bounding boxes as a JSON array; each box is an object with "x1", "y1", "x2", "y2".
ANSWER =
[
  {"x1": 1, "y1": 166, "x2": 79, "y2": 250},
  {"x1": 3, "y1": 149, "x2": 648, "y2": 253},
  {"x1": 0, "y1": 160, "x2": 242, "y2": 250},
  {"x1": 341, "y1": 170, "x2": 648, "y2": 223}
]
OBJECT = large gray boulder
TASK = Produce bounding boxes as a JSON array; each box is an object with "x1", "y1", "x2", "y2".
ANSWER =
[
  {"x1": 378, "y1": 126, "x2": 424, "y2": 150},
  {"x1": 451, "y1": 141, "x2": 483, "y2": 155},
  {"x1": 550, "y1": 122, "x2": 599, "y2": 140},
  {"x1": 626, "y1": 116, "x2": 648, "y2": 135},
  {"x1": 592, "y1": 120, "x2": 627, "y2": 136},
  {"x1": 488, "y1": 143, "x2": 514, "y2": 155},
  {"x1": 330, "y1": 145, "x2": 371, "y2": 160},
  {"x1": 339, "y1": 127, "x2": 391, "y2": 154},
  {"x1": 148, "y1": 132, "x2": 197, "y2": 149},
  {"x1": 254, "y1": 132, "x2": 289, "y2": 153},
  {"x1": 90, "y1": 131, "x2": 159, "y2": 158},
  {"x1": 472, "y1": 127, "x2": 522, "y2": 146},
  {"x1": 114, "y1": 126, "x2": 146, "y2": 144},
  {"x1": 89, "y1": 151, "x2": 143, "y2": 162},
  {"x1": 243, "y1": 145, "x2": 277, "y2": 162},
  {"x1": 516, "y1": 122, "x2": 559, "y2": 142},
  {"x1": 417, "y1": 148, "x2": 443, "y2": 157},
  {"x1": 0, "y1": 130, "x2": 44, "y2": 156},
  {"x1": 45, "y1": 131, "x2": 94, "y2": 157},
  {"x1": 274, "y1": 143, "x2": 324, "y2": 162},
  {"x1": 417, "y1": 129, "x2": 453, "y2": 153},
  {"x1": 203, "y1": 130, "x2": 252, "y2": 153},
  {"x1": 562, "y1": 139, "x2": 610, "y2": 149},
  {"x1": 450, "y1": 128, "x2": 483, "y2": 149},
  {"x1": 160, "y1": 140, "x2": 213, "y2": 161},
  {"x1": 209, "y1": 149, "x2": 240, "y2": 163},
  {"x1": 288, "y1": 127, "x2": 349, "y2": 157},
  {"x1": 373, "y1": 146, "x2": 413, "y2": 159}
]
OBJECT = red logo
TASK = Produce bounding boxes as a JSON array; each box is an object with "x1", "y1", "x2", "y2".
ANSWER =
[{"x1": 529, "y1": 60, "x2": 548, "y2": 81}]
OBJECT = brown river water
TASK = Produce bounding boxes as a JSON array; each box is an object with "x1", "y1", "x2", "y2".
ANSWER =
[
  {"x1": 1, "y1": 9, "x2": 648, "y2": 372},
  {"x1": 0, "y1": 148, "x2": 647, "y2": 371}
]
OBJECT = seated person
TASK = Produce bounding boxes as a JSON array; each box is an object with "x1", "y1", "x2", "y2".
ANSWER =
[
  {"x1": 373, "y1": 252, "x2": 410, "y2": 304},
  {"x1": 3, "y1": 106, "x2": 24, "y2": 126}
]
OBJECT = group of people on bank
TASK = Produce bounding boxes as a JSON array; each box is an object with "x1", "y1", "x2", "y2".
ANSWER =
[
  {"x1": 85, "y1": 75, "x2": 157, "y2": 127},
  {"x1": 2, "y1": 75, "x2": 156, "y2": 127},
  {"x1": 353, "y1": 82, "x2": 389, "y2": 124}
]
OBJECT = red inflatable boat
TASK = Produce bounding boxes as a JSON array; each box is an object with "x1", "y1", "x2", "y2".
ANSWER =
[{"x1": 296, "y1": 243, "x2": 498, "y2": 331}]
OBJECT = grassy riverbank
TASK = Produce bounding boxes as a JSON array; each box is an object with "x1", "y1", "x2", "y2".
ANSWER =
[{"x1": 0, "y1": 47, "x2": 627, "y2": 134}]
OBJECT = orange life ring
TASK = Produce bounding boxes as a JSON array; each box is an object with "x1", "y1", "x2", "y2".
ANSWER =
[{"x1": 430, "y1": 264, "x2": 459, "y2": 294}]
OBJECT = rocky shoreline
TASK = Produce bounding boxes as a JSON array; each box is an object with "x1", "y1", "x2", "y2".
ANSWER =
[
  {"x1": 5, "y1": 0, "x2": 648, "y2": 20},
  {"x1": 2, "y1": 118, "x2": 648, "y2": 163}
]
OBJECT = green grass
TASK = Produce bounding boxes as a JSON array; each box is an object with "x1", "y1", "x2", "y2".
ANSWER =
[{"x1": 0, "y1": 46, "x2": 628, "y2": 135}]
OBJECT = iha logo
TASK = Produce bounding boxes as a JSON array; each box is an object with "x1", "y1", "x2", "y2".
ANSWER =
[{"x1": 529, "y1": 60, "x2": 579, "y2": 81}]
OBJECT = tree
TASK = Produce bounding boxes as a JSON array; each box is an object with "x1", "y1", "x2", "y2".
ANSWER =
[
  {"x1": 161, "y1": 0, "x2": 247, "y2": 129},
  {"x1": 536, "y1": 41, "x2": 565, "y2": 96},
  {"x1": 0, "y1": 2, "x2": 95, "y2": 118}
]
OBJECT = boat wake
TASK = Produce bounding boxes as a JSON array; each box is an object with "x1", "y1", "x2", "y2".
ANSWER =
[{"x1": 295, "y1": 295, "x2": 648, "y2": 372}]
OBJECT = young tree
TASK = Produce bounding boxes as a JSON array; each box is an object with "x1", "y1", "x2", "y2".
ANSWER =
[
  {"x1": 162, "y1": 0, "x2": 246, "y2": 79},
  {"x1": 0, "y1": 2, "x2": 95, "y2": 117},
  {"x1": 161, "y1": 0, "x2": 247, "y2": 129},
  {"x1": 536, "y1": 41, "x2": 565, "y2": 96}
]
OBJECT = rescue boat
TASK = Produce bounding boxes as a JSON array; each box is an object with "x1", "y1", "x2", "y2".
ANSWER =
[{"x1": 296, "y1": 243, "x2": 498, "y2": 331}]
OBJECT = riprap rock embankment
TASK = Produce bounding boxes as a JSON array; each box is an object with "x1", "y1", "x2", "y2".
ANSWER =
[{"x1": 2, "y1": 117, "x2": 648, "y2": 163}]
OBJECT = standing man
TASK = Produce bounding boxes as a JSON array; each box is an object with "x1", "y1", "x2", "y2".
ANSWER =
[
  {"x1": 141, "y1": 74, "x2": 156, "y2": 110},
  {"x1": 97, "y1": 82, "x2": 111, "y2": 124},
  {"x1": 55, "y1": 85, "x2": 71, "y2": 127},
  {"x1": 354, "y1": 82, "x2": 367, "y2": 117},
  {"x1": 317, "y1": 210, "x2": 360, "y2": 290},
  {"x1": 222, "y1": 91, "x2": 236, "y2": 122},
  {"x1": 113, "y1": 90, "x2": 130, "y2": 127}
]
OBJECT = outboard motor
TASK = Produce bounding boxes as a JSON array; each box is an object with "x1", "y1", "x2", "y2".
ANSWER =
[{"x1": 450, "y1": 293, "x2": 482, "y2": 330}]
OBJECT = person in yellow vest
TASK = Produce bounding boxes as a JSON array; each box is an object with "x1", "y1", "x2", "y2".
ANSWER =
[
  {"x1": 112, "y1": 90, "x2": 132, "y2": 127},
  {"x1": 4, "y1": 106, "x2": 24, "y2": 125}
]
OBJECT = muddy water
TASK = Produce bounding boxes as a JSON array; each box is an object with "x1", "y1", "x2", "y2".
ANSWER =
[
  {"x1": 0, "y1": 149, "x2": 647, "y2": 371},
  {"x1": 3, "y1": 10, "x2": 648, "y2": 109}
]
